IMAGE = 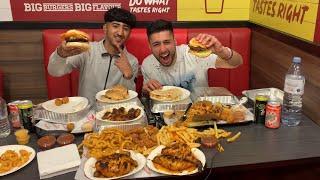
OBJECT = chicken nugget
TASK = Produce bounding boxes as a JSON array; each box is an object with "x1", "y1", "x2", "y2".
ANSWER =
[
  {"x1": 62, "y1": 97, "x2": 69, "y2": 104},
  {"x1": 54, "y1": 98, "x2": 63, "y2": 106}
]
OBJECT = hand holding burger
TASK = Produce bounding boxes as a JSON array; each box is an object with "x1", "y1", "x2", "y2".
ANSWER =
[
  {"x1": 188, "y1": 33, "x2": 232, "y2": 60},
  {"x1": 57, "y1": 29, "x2": 90, "y2": 58}
]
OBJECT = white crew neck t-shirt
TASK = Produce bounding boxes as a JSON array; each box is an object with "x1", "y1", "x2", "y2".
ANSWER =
[{"x1": 141, "y1": 44, "x2": 217, "y2": 91}]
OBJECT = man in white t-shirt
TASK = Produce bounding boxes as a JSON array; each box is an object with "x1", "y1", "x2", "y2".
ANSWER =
[{"x1": 141, "y1": 19, "x2": 243, "y2": 93}]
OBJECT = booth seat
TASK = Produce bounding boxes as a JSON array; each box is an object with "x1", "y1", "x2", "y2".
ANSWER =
[
  {"x1": 0, "y1": 69, "x2": 3, "y2": 97},
  {"x1": 43, "y1": 28, "x2": 250, "y2": 99}
]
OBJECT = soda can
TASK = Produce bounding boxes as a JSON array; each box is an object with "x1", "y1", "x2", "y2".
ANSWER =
[
  {"x1": 265, "y1": 101, "x2": 281, "y2": 129},
  {"x1": 18, "y1": 100, "x2": 34, "y2": 132},
  {"x1": 8, "y1": 101, "x2": 21, "y2": 129},
  {"x1": 254, "y1": 94, "x2": 268, "y2": 124}
]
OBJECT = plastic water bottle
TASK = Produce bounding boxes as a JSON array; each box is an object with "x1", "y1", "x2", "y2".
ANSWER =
[
  {"x1": 0, "y1": 97, "x2": 11, "y2": 138},
  {"x1": 282, "y1": 57, "x2": 305, "y2": 126}
]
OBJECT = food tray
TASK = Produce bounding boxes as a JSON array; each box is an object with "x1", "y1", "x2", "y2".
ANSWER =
[
  {"x1": 242, "y1": 88, "x2": 284, "y2": 103},
  {"x1": 197, "y1": 96, "x2": 239, "y2": 105},
  {"x1": 33, "y1": 104, "x2": 92, "y2": 124},
  {"x1": 185, "y1": 95, "x2": 253, "y2": 127},
  {"x1": 187, "y1": 108, "x2": 254, "y2": 127},
  {"x1": 151, "y1": 97, "x2": 192, "y2": 113}
]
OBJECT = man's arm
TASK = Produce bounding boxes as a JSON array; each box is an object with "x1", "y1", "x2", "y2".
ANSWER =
[
  {"x1": 48, "y1": 49, "x2": 73, "y2": 77},
  {"x1": 195, "y1": 34, "x2": 243, "y2": 69},
  {"x1": 215, "y1": 47, "x2": 243, "y2": 69},
  {"x1": 48, "y1": 42, "x2": 86, "y2": 77},
  {"x1": 141, "y1": 63, "x2": 162, "y2": 93}
]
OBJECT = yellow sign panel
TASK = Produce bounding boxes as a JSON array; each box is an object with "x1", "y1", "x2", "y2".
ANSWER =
[
  {"x1": 177, "y1": 0, "x2": 250, "y2": 21},
  {"x1": 249, "y1": 0, "x2": 319, "y2": 42}
]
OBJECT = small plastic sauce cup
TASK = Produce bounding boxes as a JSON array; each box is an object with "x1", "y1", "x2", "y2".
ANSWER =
[
  {"x1": 57, "y1": 133, "x2": 75, "y2": 146},
  {"x1": 37, "y1": 135, "x2": 56, "y2": 150},
  {"x1": 15, "y1": 129, "x2": 30, "y2": 144}
]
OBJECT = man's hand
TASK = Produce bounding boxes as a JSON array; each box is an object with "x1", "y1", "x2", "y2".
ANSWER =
[
  {"x1": 114, "y1": 46, "x2": 133, "y2": 79},
  {"x1": 195, "y1": 34, "x2": 231, "y2": 60},
  {"x1": 143, "y1": 79, "x2": 162, "y2": 93},
  {"x1": 57, "y1": 41, "x2": 84, "y2": 58}
]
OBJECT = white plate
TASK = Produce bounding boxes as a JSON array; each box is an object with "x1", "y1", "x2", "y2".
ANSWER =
[
  {"x1": 0, "y1": 145, "x2": 36, "y2": 176},
  {"x1": 150, "y1": 86, "x2": 190, "y2": 103},
  {"x1": 84, "y1": 151, "x2": 146, "y2": 180},
  {"x1": 96, "y1": 89, "x2": 138, "y2": 103},
  {"x1": 42, "y1": 97, "x2": 89, "y2": 114},
  {"x1": 147, "y1": 145, "x2": 206, "y2": 176},
  {"x1": 96, "y1": 105, "x2": 144, "y2": 124}
]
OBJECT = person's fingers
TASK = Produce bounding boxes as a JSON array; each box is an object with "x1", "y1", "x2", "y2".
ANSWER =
[
  {"x1": 115, "y1": 58, "x2": 128, "y2": 67},
  {"x1": 195, "y1": 34, "x2": 204, "y2": 41},
  {"x1": 68, "y1": 49, "x2": 83, "y2": 56},
  {"x1": 115, "y1": 44, "x2": 124, "y2": 54},
  {"x1": 201, "y1": 36, "x2": 212, "y2": 46},
  {"x1": 148, "y1": 82, "x2": 157, "y2": 91},
  {"x1": 145, "y1": 86, "x2": 152, "y2": 93},
  {"x1": 114, "y1": 58, "x2": 120, "y2": 64},
  {"x1": 61, "y1": 41, "x2": 67, "y2": 48},
  {"x1": 206, "y1": 37, "x2": 217, "y2": 48},
  {"x1": 152, "y1": 80, "x2": 162, "y2": 88}
]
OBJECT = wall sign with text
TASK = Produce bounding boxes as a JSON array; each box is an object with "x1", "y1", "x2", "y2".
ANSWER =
[
  {"x1": 177, "y1": 0, "x2": 250, "y2": 21},
  {"x1": 1, "y1": 0, "x2": 177, "y2": 22},
  {"x1": 1, "y1": 0, "x2": 250, "y2": 22},
  {"x1": 1, "y1": 0, "x2": 319, "y2": 43},
  {"x1": 249, "y1": 0, "x2": 319, "y2": 42}
]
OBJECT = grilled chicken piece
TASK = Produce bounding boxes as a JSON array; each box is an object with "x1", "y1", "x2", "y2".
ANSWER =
[
  {"x1": 152, "y1": 155, "x2": 197, "y2": 172},
  {"x1": 152, "y1": 143, "x2": 202, "y2": 173},
  {"x1": 94, "y1": 152, "x2": 137, "y2": 178},
  {"x1": 126, "y1": 126, "x2": 159, "y2": 149},
  {"x1": 161, "y1": 143, "x2": 200, "y2": 164}
]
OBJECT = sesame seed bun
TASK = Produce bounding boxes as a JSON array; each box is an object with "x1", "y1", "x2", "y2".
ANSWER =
[
  {"x1": 188, "y1": 38, "x2": 212, "y2": 58},
  {"x1": 61, "y1": 29, "x2": 90, "y2": 51}
]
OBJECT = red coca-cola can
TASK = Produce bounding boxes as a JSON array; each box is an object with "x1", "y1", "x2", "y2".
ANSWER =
[
  {"x1": 8, "y1": 101, "x2": 22, "y2": 129},
  {"x1": 265, "y1": 101, "x2": 281, "y2": 129}
]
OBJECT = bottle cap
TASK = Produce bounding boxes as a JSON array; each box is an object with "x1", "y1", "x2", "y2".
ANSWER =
[{"x1": 293, "y1": 56, "x2": 301, "y2": 63}]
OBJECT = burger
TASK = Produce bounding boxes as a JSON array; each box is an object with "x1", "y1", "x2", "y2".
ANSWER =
[
  {"x1": 61, "y1": 29, "x2": 90, "y2": 51},
  {"x1": 188, "y1": 37, "x2": 212, "y2": 58}
]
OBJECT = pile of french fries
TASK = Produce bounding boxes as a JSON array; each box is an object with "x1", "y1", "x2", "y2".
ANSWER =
[{"x1": 157, "y1": 122, "x2": 241, "y2": 152}]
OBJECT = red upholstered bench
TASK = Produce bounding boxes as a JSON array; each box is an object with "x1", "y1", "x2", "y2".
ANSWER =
[{"x1": 43, "y1": 28, "x2": 250, "y2": 99}]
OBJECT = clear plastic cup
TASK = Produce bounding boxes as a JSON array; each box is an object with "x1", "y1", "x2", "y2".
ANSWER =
[{"x1": 15, "y1": 129, "x2": 30, "y2": 144}]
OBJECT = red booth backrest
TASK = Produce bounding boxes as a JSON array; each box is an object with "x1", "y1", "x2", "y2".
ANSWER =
[{"x1": 43, "y1": 28, "x2": 250, "y2": 99}]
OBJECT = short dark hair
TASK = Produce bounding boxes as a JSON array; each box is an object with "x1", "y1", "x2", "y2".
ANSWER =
[
  {"x1": 146, "y1": 19, "x2": 173, "y2": 38},
  {"x1": 104, "y1": 8, "x2": 136, "y2": 28}
]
